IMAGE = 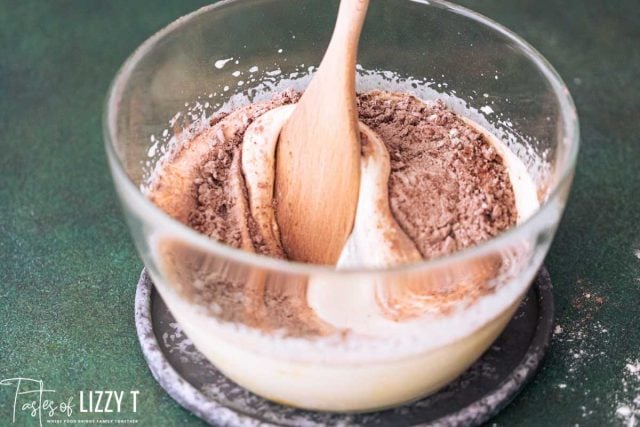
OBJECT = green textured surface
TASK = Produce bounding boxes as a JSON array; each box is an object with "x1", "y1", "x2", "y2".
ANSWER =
[{"x1": 1, "y1": 1, "x2": 638, "y2": 426}]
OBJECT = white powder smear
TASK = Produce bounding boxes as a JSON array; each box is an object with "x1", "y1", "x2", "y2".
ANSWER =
[
  {"x1": 480, "y1": 105, "x2": 494, "y2": 115},
  {"x1": 214, "y1": 57, "x2": 233, "y2": 69}
]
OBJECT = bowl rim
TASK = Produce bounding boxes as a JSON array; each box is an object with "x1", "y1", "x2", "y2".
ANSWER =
[{"x1": 103, "y1": 0, "x2": 580, "y2": 277}]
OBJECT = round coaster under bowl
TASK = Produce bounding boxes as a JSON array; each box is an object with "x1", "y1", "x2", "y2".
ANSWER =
[{"x1": 135, "y1": 268, "x2": 554, "y2": 427}]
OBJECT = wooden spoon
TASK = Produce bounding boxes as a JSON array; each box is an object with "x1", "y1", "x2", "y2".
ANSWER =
[{"x1": 275, "y1": 0, "x2": 370, "y2": 264}]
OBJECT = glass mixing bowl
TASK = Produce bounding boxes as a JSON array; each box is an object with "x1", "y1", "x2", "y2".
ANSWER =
[{"x1": 104, "y1": 0, "x2": 578, "y2": 413}]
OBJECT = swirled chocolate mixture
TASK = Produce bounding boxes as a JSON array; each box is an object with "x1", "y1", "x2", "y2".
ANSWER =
[{"x1": 164, "y1": 90, "x2": 516, "y2": 260}]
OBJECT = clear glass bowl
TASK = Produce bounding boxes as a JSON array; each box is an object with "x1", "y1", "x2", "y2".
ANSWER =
[{"x1": 104, "y1": 0, "x2": 578, "y2": 413}]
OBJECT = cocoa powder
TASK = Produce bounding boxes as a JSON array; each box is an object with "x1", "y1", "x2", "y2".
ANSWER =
[
  {"x1": 187, "y1": 90, "x2": 300, "y2": 257},
  {"x1": 187, "y1": 90, "x2": 516, "y2": 261},
  {"x1": 358, "y1": 91, "x2": 516, "y2": 259}
]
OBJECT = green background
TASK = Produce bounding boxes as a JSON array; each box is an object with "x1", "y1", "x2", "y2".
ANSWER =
[{"x1": 1, "y1": 1, "x2": 638, "y2": 426}]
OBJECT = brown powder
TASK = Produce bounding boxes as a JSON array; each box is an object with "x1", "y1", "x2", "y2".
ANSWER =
[
  {"x1": 149, "y1": 90, "x2": 519, "y2": 335},
  {"x1": 358, "y1": 91, "x2": 517, "y2": 259},
  {"x1": 187, "y1": 90, "x2": 301, "y2": 257},
  {"x1": 187, "y1": 90, "x2": 516, "y2": 261}
]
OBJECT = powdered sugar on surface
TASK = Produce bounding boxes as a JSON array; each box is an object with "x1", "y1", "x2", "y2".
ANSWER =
[
  {"x1": 614, "y1": 360, "x2": 640, "y2": 427},
  {"x1": 612, "y1": 246, "x2": 640, "y2": 426},
  {"x1": 550, "y1": 279, "x2": 608, "y2": 422},
  {"x1": 549, "y1": 276, "x2": 640, "y2": 426}
]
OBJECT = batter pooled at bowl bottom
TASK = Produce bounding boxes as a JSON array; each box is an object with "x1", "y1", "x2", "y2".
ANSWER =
[{"x1": 145, "y1": 90, "x2": 539, "y2": 337}]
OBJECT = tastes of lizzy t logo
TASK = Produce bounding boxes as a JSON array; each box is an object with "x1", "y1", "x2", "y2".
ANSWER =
[{"x1": 1, "y1": 377, "x2": 140, "y2": 425}]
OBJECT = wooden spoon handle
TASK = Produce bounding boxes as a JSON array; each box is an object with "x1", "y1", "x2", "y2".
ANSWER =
[
  {"x1": 274, "y1": 0, "x2": 370, "y2": 264},
  {"x1": 325, "y1": 0, "x2": 370, "y2": 70}
]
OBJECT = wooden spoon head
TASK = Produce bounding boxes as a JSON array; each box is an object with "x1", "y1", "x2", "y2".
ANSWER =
[
  {"x1": 274, "y1": 0, "x2": 369, "y2": 264},
  {"x1": 275, "y1": 77, "x2": 361, "y2": 264}
]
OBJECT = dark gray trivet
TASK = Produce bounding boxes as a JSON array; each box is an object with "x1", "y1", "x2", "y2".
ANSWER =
[{"x1": 135, "y1": 268, "x2": 554, "y2": 427}]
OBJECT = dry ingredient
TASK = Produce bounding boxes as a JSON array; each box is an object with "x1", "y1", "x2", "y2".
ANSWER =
[{"x1": 179, "y1": 90, "x2": 517, "y2": 261}]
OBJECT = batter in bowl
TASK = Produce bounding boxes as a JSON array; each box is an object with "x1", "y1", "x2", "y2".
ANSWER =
[{"x1": 145, "y1": 88, "x2": 537, "y2": 334}]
